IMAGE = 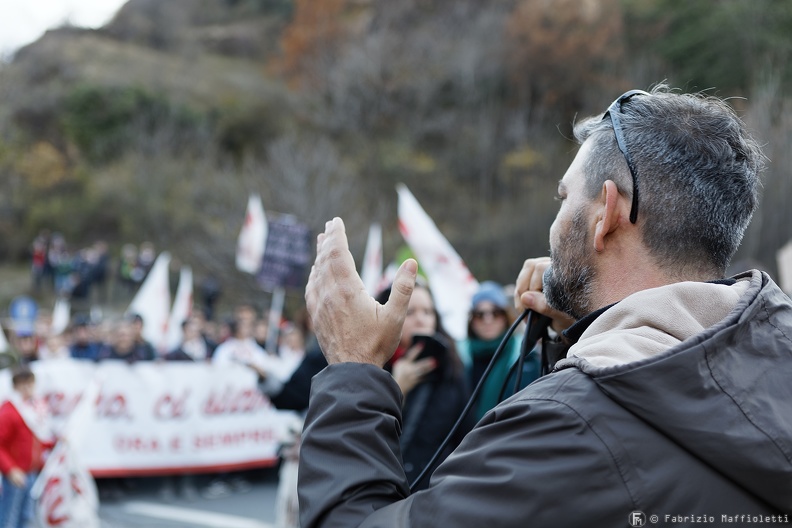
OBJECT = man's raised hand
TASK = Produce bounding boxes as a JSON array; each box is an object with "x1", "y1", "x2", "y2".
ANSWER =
[{"x1": 305, "y1": 218, "x2": 417, "y2": 367}]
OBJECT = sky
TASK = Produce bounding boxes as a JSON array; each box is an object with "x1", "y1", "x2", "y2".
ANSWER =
[{"x1": 0, "y1": 0, "x2": 128, "y2": 60}]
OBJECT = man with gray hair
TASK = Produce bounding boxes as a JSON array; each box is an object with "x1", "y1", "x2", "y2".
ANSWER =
[{"x1": 299, "y1": 86, "x2": 792, "y2": 526}]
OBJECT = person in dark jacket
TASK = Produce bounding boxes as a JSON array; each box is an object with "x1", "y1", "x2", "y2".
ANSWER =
[
  {"x1": 165, "y1": 316, "x2": 216, "y2": 362},
  {"x1": 298, "y1": 85, "x2": 792, "y2": 527},
  {"x1": 375, "y1": 282, "x2": 471, "y2": 488},
  {"x1": 96, "y1": 319, "x2": 155, "y2": 363},
  {"x1": 68, "y1": 315, "x2": 102, "y2": 361}
]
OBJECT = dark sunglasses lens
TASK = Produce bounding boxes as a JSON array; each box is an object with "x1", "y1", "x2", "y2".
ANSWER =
[{"x1": 473, "y1": 309, "x2": 505, "y2": 320}]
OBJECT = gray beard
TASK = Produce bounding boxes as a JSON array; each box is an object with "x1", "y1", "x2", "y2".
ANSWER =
[
  {"x1": 543, "y1": 208, "x2": 596, "y2": 320},
  {"x1": 543, "y1": 261, "x2": 595, "y2": 321}
]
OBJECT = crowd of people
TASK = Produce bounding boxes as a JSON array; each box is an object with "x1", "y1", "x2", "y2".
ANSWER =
[
  {"x1": 9, "y1": 85, "x2": 789, "y2": 528},
  {"x1": 0, "y1": 279, "x2": 316, "y2": 519},
  {"x1": 7, "y1": 211, "x2": 578, "y2": 528},
  {"x1": 2, "y1": 253, "x2": 529, "y2": 528},
  {"x1": 29, "y1": 231, "x2": 114, "y2": 309}
]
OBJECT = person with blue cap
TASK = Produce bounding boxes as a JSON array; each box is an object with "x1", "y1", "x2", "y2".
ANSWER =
[{"x1": 457, "y1": 281, "x2": 540, "y2": 420}]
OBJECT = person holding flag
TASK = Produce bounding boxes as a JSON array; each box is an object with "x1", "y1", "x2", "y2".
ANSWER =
[{"x1": 0, "y1": 366, "x2": 56, "y2": 528}]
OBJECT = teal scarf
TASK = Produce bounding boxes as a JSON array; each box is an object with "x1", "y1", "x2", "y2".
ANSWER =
[{"x1": 468, "y1": 335, "x2": 516, "y2": 421}]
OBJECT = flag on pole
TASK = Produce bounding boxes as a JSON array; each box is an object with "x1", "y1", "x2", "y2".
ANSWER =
[
  {"x1": 166, "y1": 266, "x2": 193, "y2": 352},
  {"x1": 396, "y1": 184, "x2": 479, "y2": 341},
  {"x1": 127, "y1": 252, "x2": 171, "y2": 353},
  {"x1": 361, "y1": 223, "x2": 383, "y2": 296},
  {"x1": 32, "y1": 378, "x2": 101, "y2": 528},
  {"x1": 236, "y1": 194, "x2": 268, "y2": 274},
  {"x1": 51, "y1": 298, "x2": 71, "y2": 336}
]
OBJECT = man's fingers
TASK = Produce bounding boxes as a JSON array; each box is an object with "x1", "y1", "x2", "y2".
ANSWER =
[
  {"x1": 305, "y1": 264, "x2": 318, "y2": 311},
  {"x1": 520, "y1": 291, "x2": 551, "y2": 314},
  {"x1": 514, "y1": 257, "x2": 551, "y2": 309},
  {"x1": 385, "y1": 259, "x2": 417, "y2": 319},
  {"x1": 318, "y1": 218, "x2": 365, "y2": 290},
  {"x1": 529, "y1": 260, "x2": 549, "y2": 291},
  {"x1": 520, "y1": 291, "x2": 575, "y2": 332}
]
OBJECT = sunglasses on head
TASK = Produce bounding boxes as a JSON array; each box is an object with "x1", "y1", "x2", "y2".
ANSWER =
[{"x1": 601, "y1": 89, "x2": 650, "y2": 224}]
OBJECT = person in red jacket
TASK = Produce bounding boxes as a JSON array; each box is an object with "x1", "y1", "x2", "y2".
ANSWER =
[{"x1": 0, "y1": 366, "x2": 55, "y2": 528}]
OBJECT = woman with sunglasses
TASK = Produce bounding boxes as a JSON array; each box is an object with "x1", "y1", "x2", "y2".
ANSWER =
[{"x1": 458, "y1": 281, "x2": 540, "y2": 421}]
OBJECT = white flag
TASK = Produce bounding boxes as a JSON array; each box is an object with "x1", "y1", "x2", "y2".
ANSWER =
[
  {"x1": 777, "y1": 240, "x2": 792, "y2": 294},
  {"x1": 32, "y1": 378, "x2": 100, "y2": 528},
  {"x1": 165, "y1": 266, "x2": 193, "y2": 353},
  {"x1": 51, "y1": 298, "x2": 71, "y2": 336},
  {"x1": 397, "y1": 184, "x2": 479, "y2": 340},
  {"x1": 127, "y1": 252, "x2": 171, "y2": 353},
  {"x1": 236, "y1": 194, "x2": 268, "y2": 274},
  {"x1": 361, "y1": 223, "x2": 383, "y2": 296}
]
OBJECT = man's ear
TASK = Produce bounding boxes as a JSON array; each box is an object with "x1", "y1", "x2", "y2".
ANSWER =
[{"x1": 594, "y1": 180, "x2": 622, "y2": 252}]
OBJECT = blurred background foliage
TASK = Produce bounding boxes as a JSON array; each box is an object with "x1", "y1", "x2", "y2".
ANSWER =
[{"x1": 0, "y1": 0, "x2": 790, "y2": 309}]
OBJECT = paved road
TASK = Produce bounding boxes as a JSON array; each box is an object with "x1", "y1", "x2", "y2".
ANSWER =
[{"x1": 97, "y1": 468, "x2": 281, "y2": 528}]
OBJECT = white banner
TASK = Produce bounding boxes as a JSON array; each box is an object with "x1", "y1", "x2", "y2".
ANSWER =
[
  {"x1": 32, "y1": 442, "x2": 100, "y2": 528},
  {"x1": 1, "y1": 359, "x2": 297, "y2": 476}
]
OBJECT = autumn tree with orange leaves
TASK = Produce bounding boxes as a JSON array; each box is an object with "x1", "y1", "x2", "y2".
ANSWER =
[
  {"x1": 505, "y1": 0, "x2": 628, "y2": 119},
  {"x1": 277, "y1": 0, "x2": 353, "y2": 89}
]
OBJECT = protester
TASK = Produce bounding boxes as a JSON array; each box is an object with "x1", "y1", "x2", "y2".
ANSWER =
[
  {"x1": 275, "y1": 323, "x2": 306, "y2": 377},
  {"x1": 10, "y1": 331, "x2": 39, "y2": 365},
  {"x1": 376, "y1": 282, "x2": 471, "y2": 489},
  {"x1": 165, "y1": 315, "x2": 216, "y2": 362},
  {"x1": 255, "y1": 320, "x2": 326, "y2": 528},
  {"x1": 135, "y1": 242, "x2": 156, "y2": 283},
  {"x1": 47, "y1": 233, "x2": 72, "y2": 297},
  {"x1": 91, "y1": 240, "x2": 111, "y2": 304},
  {"x1": 0, "y1": 366, "x2": 56, "y2": 528},
  {"x1": 68, "y1": 316, "x2": 103, "y2": 361},
  {"x1": 116, "y1": 243, "x2": 139, "y2": 298},
  {"x1": 38, "y1": 333, "x2": 70, "y2": 360},
  {"x1": 199, "y1": 275, "x2": 222, "y2": 322},
  {"x1": 30, "y1": 233, "x2": 49, "y2": 294},
  {"x1": 299, "y1": 86, "x2": 792, "y2": 526},
  {"x1": 253, "y1": 317, "x2": 269, "y2": 350},
  {"x1": 204, "y1": 309, "x2": 276, "y2": 499},
  {"x1": 96, "y1": 319, "x2": 155, "y2": 363},
  {"x1": 154, "y1": 315, "x2": 218, "y2": 501},
  {"x1": 126, "y1": 312, "x2": 157, "y2": 360},
  {"x1": 457, "y1": 280, "x2": 540, "y2": 420}
]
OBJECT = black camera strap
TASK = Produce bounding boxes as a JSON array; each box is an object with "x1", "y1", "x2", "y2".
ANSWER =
[{"x1": 409, "y1": 309, "x2": 546, "y2": 491}]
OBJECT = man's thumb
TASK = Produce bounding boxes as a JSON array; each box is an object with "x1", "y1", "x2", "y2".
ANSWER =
[{"x1": 386, "y1": 259, "x2": 418, "y2": 316}]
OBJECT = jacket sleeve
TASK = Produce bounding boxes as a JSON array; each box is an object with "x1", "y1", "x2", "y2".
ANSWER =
[
  {"x1": 0, "y1": 402, "x2": 19, "y2": 474},
  {"x1": 299, "y1": 364, "x2": 633, "y2": 528},
  {"x1": 299, "y1": 363, "x2": 409, "y2": 528},
  {"x1": 269, "y1": 349, "x2": 328, "y2": 412}
]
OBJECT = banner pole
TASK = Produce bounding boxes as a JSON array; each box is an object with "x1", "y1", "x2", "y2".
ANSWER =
[{"x1": 266, "y1": 286, "x2": 286, "y2": 354}]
